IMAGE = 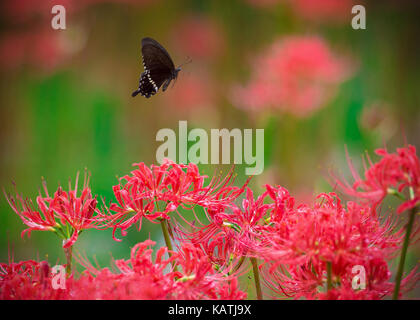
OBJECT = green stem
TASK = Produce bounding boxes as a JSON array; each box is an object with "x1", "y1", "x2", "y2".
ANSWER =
[
  {"x1": 387, "y1": 188, "x2": 406, "y2": 201},
  {"x1": 160, "y1": 219, "x2": 174, "y2": 252},
  {"x1": 64, "y1": 246, "x2": 73, "y2": 276},
  {"x1": 393, "y1": 207, "x2": 417, "y2": 300},
  {"x1": 154, "y1": 196, "x2": 177, "y2": 271},
  {"x1": 160, "y1": 219, "x2": 178, "y2": 272},
  {"x1": 250, "y1": 257, "x2": 263, "y2": 300},
  {"x1": 326, "y1": 261, "x2": 333, "y2": 291}
]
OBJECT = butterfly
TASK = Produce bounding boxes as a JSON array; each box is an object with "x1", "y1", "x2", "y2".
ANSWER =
[{"x1": 131, "y1": 37, "x2": 181, "y2": 98}]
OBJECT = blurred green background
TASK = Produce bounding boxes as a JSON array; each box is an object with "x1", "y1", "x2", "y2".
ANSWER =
[{"x1": 0, "y1": 0, "x2": 419, "y2": 298}]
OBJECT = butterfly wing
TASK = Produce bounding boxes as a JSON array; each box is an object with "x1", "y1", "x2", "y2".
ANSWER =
[
  {"x1": 132, "y1": 37, "x2": 176, "y2": 98},
  {"x1": 141, "y1": 37, "x2": 176, "y2": 72},
  {"x1": 131, "y1": 70, "x2": 162, "y2": 98}
]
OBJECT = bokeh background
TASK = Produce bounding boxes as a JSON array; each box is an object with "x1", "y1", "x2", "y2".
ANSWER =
[{"x1": 0, "y1": 0, "x2": 419, "y2": 298}]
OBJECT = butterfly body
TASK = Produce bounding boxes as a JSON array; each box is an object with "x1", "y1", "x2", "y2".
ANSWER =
[{"x1": 132, "y1": 37, "x2": 180, "y2": 98}]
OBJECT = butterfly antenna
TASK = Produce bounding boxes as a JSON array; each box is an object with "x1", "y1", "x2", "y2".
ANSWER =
[{"x1": 178, "y1": 56, "x2": 192, "y2": 69}]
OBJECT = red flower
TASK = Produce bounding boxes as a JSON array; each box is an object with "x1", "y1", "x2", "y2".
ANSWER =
[
  {"x1": 0, "y1": 260, "x2": 67, "y2": 300},
  {"x1": 231, "y1": 36, "x2": 352, "y2": 117},
  {"x1": 5, "y1": 190, "x2": 57, "y2": 239},
  {"x1": 333, "y1": 145, "x2": 420, "y2": 214},
  {"x1": 71, "y1": 240, "x2": 246, "y2": 300},
  {"x1": 174, "y1": 188, "x2": 269, "y2": 272},
  {"x1": 257, "y1": 187, "x2": 410, "y2": 299},
  {"x1": 5, "y1": 172, "x2": 103, "y2": 248},
  {"x1": 171, "y1": 243, "x2": 246, "y2": 300},
  {"x1": 104, "y1": 159, "x2": 249, "y2": 240}
]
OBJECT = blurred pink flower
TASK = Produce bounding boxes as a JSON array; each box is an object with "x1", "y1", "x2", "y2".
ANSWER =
[
  {"x1": 2, "y1": 0, "x2": 77, "y2": 23},
  {"x1": 231, "y1": 36, "x2": 353, "y2": 117},
  {"x1": 0, "y1": 23, "x2": 90, "y2": 72},
  {"x1": 0, "y1": 0, "x2": 156, "y2": 71},
  {"x1": 172, "y1": 16, "x2": 225, "y2": 61},
  {"x1": 2, "y1": 0, "x2": 155, "y2": 21},
  {"x1": 0, "y1": 34, "x2": 27, "y2": 70},
  {"x1": 290, "y1": 0, "x2": 354, "y2": 23},
  {"x1": 79, "y1": 0, "x2": 158, "y2": 8}
]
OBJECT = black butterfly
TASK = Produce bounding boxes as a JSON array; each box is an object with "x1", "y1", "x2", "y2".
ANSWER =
[{"x1": 132, "y1": 37, "x2": 181, "y2": 98}]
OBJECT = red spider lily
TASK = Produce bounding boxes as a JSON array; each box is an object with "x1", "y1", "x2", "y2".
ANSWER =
[
  {"x1": 170, "y1": 243, "x2": 246, "y2": 300},
  {"x1": 5, "y1": 191, "x2": 57, "y2": 238},
  {"x1": 316, "y1": 266, "x2": 420, "y2": 300},
  {"x1": 258, "y1": 188, "x2": 411, "y2": 299},
  {"x1": 72, "y1": 239, "x2": 175, "y2": 299},
  {"x1": 4, "y1": 172, "x2": 104, "y2": 248},
  {"x1": 174, "y1": 187, "x2": 270, "y2": 273},
  {"x1": 104, "y1": 159, "x2": 249, "y2": 240},
  {"x1": 175, "y1": 208, "x2": 244, "y2": 273},
  {"x1": 264, "y1": 184, "x2": 297, "y2": 223},
  {"x1": 231, "y1": 36, "x2": 352, "y2": 117},
  {"x1": 333, "y1": 145, "x2": 420, "y2": 214},
  {"x1": 72, "y1": 240, "x2": 246, "y2": 300},
  {"x1": 0, "y1": 260, "x2": 67, "y2": 300}
]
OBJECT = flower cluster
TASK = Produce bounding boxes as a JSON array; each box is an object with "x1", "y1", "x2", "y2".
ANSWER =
[
  {"x1": 0, "y1": 259, "x2": 67, "y2": 300},
  {"x1": 1, "y1": 146, "x2": 419, "y2": 300},
  {"x1": 72, "y1": 240, "x2": 246, "y2": 300},
  {"x1": 0, "y1": 241, "x2": 245, "y2": 300},
  {"x1": 257, "y1": 189, "x2": 411, "y2": 299},
  {"x1": 175, "y1": 188, "x2": 270, "y2": 270},
  {"x1": 103, "y1": 159, "x2": 249, "y2": 240}
]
